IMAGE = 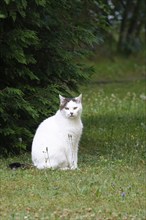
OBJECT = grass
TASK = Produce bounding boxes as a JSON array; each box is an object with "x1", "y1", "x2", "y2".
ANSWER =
[{"x1": 0, "y1": 55, "x2": 146, "y2": 220}]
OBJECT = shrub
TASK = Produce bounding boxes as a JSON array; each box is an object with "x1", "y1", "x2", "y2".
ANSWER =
[{"x1": 0, "y1": 0, "x2": 107, "y2": 154}]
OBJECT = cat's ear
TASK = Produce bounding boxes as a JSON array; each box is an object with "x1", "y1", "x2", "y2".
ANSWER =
[
  {"x1": 75, "y1": 94, "x2": 82, "y2": 103},
  {"x1": 59, "y1": 94, "x2": 65, "y2": 105}
]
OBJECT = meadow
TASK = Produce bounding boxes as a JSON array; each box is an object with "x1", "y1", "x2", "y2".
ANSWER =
[{"x1": 0, "y1": 55, "x2": 146, "y2": 220}]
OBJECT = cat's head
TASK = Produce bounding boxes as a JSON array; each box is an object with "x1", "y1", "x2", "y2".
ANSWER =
[{"x1": 59, "y1": 94, "x2": 82, "y2": 119}]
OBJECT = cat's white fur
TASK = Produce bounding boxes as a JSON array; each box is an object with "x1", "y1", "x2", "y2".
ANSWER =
[{"x1": 31, "y1": 94, "x2": 83, "y2": 170}]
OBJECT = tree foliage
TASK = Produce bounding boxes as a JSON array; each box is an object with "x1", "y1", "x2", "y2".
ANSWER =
[
  {"x1": 107, "y1": 0, "x2": 145, "y2": 54},
  {"x1": 0, "y1": 0, "x2": 108, "y2": 154}
]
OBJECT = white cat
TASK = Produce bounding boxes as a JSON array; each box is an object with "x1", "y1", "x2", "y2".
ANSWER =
[{"x1": 31, "y1": 94, "x2": 83, "y2": 170}]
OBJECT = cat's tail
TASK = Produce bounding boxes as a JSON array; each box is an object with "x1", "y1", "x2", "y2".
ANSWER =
[{"x1": 8, "y1": 162, "x2": 34, "y2": 170}]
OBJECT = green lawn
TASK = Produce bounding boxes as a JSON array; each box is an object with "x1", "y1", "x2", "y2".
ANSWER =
[{"x1": 0, "y1": 56, "x2": 146, "y2": 220}]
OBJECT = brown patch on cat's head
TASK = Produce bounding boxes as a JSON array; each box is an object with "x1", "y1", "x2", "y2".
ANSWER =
[{"x1": 60, "y1": 98, "x2": 76, "y2": 110}]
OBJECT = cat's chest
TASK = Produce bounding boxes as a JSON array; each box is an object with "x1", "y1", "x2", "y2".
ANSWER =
[
  {"x1": 58, "y1": 119, "x2": 82, "y2": 139},
  {"x1": 61, "y1": 124, "x2": 82, "y2": 136}
]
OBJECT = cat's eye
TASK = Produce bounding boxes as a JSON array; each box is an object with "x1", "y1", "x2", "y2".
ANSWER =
[
  {"x1": 65, "y1": 107, "x2": 69, "y2": 110},
  {"x1": 73, "y1": 107, "x2": 77, "y2": 110}
]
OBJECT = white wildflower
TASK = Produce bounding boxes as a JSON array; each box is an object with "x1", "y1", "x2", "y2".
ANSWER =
[{"x1": 140, "y1": 94, "x2": 146, "y2": 101}]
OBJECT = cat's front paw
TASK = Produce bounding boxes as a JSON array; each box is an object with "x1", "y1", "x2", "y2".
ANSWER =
[
  {"x1": 70, "y1": 165, "x2": 78, "y2": 170},
  {"x1": 60, "y1": 167, "x2": 70, "y2": 170}
]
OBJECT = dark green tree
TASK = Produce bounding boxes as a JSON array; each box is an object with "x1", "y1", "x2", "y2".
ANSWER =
[{"x1": 0, "y1": 0, "x2": 107, "y2": 154}]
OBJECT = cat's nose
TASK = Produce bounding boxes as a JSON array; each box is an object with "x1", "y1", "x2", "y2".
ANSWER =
[{"x1": 70, "y1": 112, "x2": 73, "y2": 116}]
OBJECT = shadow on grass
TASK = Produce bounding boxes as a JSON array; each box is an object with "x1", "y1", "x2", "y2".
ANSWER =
[{"x1": 80, "y1": 113, "x2": 145, "y2": 163}]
